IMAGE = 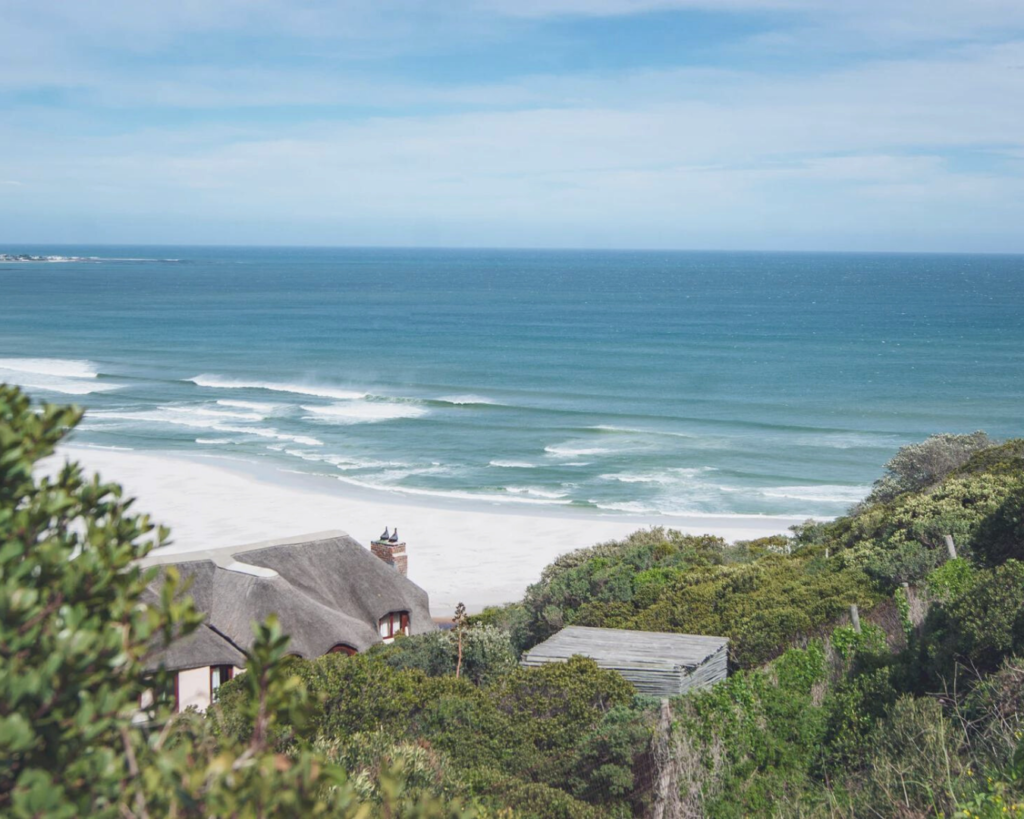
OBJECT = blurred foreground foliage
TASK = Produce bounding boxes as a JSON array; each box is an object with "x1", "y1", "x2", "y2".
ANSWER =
[{"x1": 0, "y1": 384, "x2": 485, "y2": 818}]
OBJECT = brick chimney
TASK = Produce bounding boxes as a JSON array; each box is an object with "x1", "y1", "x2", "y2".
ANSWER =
[{"x1": 370, "y1": 537, "x2": 407, "y2": 576}]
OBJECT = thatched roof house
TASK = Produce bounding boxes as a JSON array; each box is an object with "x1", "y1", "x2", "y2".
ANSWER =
[
  {"x1": 521, "y1": 626, "x2": 728, "y2": 697},
  {"x1": 141, "y1": 530, "x2": 432, "y2": 711}
]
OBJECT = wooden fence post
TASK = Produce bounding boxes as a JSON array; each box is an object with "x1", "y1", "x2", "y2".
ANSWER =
[{"x1": 944, "y1": 535, "x2": 957, "y2": 559}]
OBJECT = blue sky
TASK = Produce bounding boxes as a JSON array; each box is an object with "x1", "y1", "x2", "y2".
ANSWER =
[{"x1": 2, "y1": 1, "x2": 1024, "y2": 251}]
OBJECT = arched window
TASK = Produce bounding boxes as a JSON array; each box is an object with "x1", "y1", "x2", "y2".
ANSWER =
[
  {"x1": 378, "y1": 611, "x2": 410, "y2": 641},
  {"x1": 328, "y1": 644, "x2": 357, "y2": 656}
]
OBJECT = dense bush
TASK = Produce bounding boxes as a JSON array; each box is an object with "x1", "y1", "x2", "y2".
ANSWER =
[
  {"x1": 367, "y1": 623, "x2": 519, "y2": 685},
  {"x1": 924, "y1": 560, "x2": 1024, "y2": 676},
  {"x1": 630, "y1": 557, "x2": 877, "y2": 667},
  {"x1": 218, "y1": 650, "x2": 649, "y2": 816},
  {"x1": 972, "y1": 479, "x2": 1024, "y2": 567},
  {"x1": 673, "y1": 645, "x2": 832, "y2": 816}
]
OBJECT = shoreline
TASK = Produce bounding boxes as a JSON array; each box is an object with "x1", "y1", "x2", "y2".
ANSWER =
[{"x1": 56, "y1": 444, "x2": 814, "y2": 615}]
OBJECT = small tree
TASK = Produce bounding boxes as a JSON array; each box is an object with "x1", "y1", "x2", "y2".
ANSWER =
[
  {"x1": 867, "y1": 431, "x2": 993, "y2": 504},
  {"x1": 453, "y1": 602, "x2": 468, "y2": 679}
]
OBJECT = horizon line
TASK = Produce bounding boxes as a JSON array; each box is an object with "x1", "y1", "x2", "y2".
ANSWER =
[{"x1": 3, "y1": 242, "x2": 1024, "y2": 258}]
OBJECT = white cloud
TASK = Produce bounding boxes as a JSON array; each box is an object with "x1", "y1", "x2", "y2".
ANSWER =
[{"x1": 2, "y1": 1, "x2": 1024, "y2": 249}]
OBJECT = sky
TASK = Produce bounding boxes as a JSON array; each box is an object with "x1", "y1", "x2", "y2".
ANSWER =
[{"x1": 2, "y1": 0, "x2": 1024, "y2": 251}]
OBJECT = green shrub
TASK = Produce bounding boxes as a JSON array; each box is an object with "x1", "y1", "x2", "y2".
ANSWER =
[
  {"x1": 955, "y1": 438, "x2": 1024, "y2": 477},
  {"x1": 863, "y1": 540, "x2": 945, "y2": 587},
  {"x1": 855, "y1": 695, "x2": 964, "y2": 817},
  {"x1": 831, "y1": 623, "x2": 888, "y2": 662},
  {"x1": 820, "y1": 666, "x2": 898, "y2": 770},
  {"x1": 972, "y1": 480, "x2": 1024, "y2": 568},
  {"x1": 468, "y1": 769, "x2": 605, "y2": 819},
  {"x1": 674, "y1": 662, "x2": 829, "y2": 816},
  {"x1": 774, "y1": 641, "x2": 827, "y2": 695},
  {"x1": 566, "y1": 705, "x2": 655, "y2": 811},
  {"x1": 928, "y1": 561, "x2": 1024, "y2": 674},
  {"x1": 374, "y1": 624, "x2": 518, "y2": 685},
  {"x1": 630, "y1": 558, "x2": 877, "y2": 668},
  {"x1": 925, "y1": 557, "x2": 977, "y2": 602}
]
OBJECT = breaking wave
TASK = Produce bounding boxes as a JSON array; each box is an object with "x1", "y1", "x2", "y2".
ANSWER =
[
  {"x1": 434, "y1": 394, "x2": 499, "y2": 406},
  {"x1": 0, "y1": 357, "x2": 122, "y2": 395},
  {"x1": 301, "y1": 402, "x2": 427, "y2": 424},
  {"x1": 189, "y1": 374, "x2": 366, "y2": 401},
  {"x1": 89, "y1": 408, "x2": 322, "y2": 447},
  {"x1": 544, "y1": 443, "x2": 613, "y2": 458}
]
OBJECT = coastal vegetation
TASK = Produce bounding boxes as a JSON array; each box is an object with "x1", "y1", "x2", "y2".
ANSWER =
[{"x1": 3, "y1": 384, "x2": 1024, "y2": 816}]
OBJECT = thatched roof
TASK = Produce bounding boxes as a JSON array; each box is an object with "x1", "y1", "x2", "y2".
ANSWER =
[
  {"x1": 146, "y1": 623, "x2": 247, "y2": 672},
  {"x1": 142, "y1": 531, "x2": 432, "y2": 672},
  {"x1": 521, "y1": 626, "x2": 729, "y2": 697}
]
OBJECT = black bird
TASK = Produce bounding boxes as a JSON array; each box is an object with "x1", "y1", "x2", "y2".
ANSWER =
[
  {"x1": 380, "y1": 527, "x2": 389, "y2": 541},
  {"x1": 389, "y1": 528, "x2": 399, "y2": 543}
]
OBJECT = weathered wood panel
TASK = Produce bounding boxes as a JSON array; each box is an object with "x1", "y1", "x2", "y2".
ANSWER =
[{"x1": 521, "y1": 626, "x2": 728, "y2": 697}]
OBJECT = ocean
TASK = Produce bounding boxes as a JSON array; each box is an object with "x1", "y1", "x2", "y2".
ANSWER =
[{"x1": 1, "y1": 246, "x2": 1022, "y2": 519}]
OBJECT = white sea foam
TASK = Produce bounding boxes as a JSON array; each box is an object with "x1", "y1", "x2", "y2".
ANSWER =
[
  {"x1": 436, "y1": 394, "x2": 497, "y2": 405},
  {"x1": 89, "y1": 409, "x2": 322, "y2": 446},
  {"x1": 332, "y1": 474, "x2": 573, "y2": 506},
  {"x1": 599, "y1": 467, "x2": 712, "y2": 485},
  {"x1": 788, "y1": 432, "x2": 902, "y2": 450},
  {"x1": 189, "y1": 374, "x2": 366, "y2": 401},
  {"x1": 195, "y1": 438, "x2": 237, "y2": 445},
  {"x1": 301, "y1": 402, "x2": 427, "y2": 424},
  {"x1": 505, "y1": 486, "x2": 569, "y2": 499},
  {"x1": 165, "y1": 405, "x2": 264, "y2": 422},
  {"x1": 13, "y1": 379, "x2": 121, "y2": 396},
  {"x1": 324, "y1": 455, "x2": 409, "y2": 470},
  {"x1": 216, "y1": 399, "x2": 279, "y2": 413},
  {"x1": 281, "y1": 449, "x2": 326, "y2": 462},
  {"x1": 590, "y1": 424, "x2": 695, "y2": 439},
  {"x1": 0, "y1": 358, "x2": 98, "y2": 378},
  {"x1": 374, "y1": 464, "x2": 454, "y2": 482},
  {"x1": 0, "y1": 357, "x2": 123, "y2": 395},
  {"x1": 757, "y1": 485, "x2": 870, "y2": 504},
  {"x1": 544, "y1": 443, "x2": 613, "y2": 458},
  {"x1": 593, "y1": 501, "x2": 654, "y2": 514},
  {"x1": 489, "y1": 459, "x2": 537, "y2": 468}
]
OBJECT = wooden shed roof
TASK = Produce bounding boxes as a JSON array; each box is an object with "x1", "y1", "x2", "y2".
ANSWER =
[
  {"x1": 522, "y1": 626, "x2": 729, "y2": 696},
  {"x1": 523, "y1": 626, "x2": 728, "y2": 671}
]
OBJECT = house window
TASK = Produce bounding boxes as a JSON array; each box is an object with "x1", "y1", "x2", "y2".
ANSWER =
[
  {"x1": 328, "y1": 644, "x2": 357, "y2": 656},
  {"x1": 378, "y1": 611, "x2": 410, "y2": 640},
  {"x1": 210, "y1": 665, "x2": 234, "y2": 693}
]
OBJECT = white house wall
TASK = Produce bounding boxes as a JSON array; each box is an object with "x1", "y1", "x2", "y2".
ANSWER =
[{"x1": 177, "y1": 667, "x2": 212, "y2": 712}]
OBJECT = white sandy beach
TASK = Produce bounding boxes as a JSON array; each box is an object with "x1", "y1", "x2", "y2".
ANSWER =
[{"x1": 56, "y1": 445, "x2": 810, "y2": 615}]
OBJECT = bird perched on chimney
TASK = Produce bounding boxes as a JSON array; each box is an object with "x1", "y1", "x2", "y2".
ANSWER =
[
  {"x1": 389, "y1": 528, "x2": 399, "y2": 543},
  {"x1": 380, "y1": 526, "x2": 389, "y2": 541}
]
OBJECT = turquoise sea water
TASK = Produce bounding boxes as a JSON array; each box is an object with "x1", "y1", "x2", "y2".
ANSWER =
[{"x1": 1, "y1": 246, "x2": 1022, "y2": 518}]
